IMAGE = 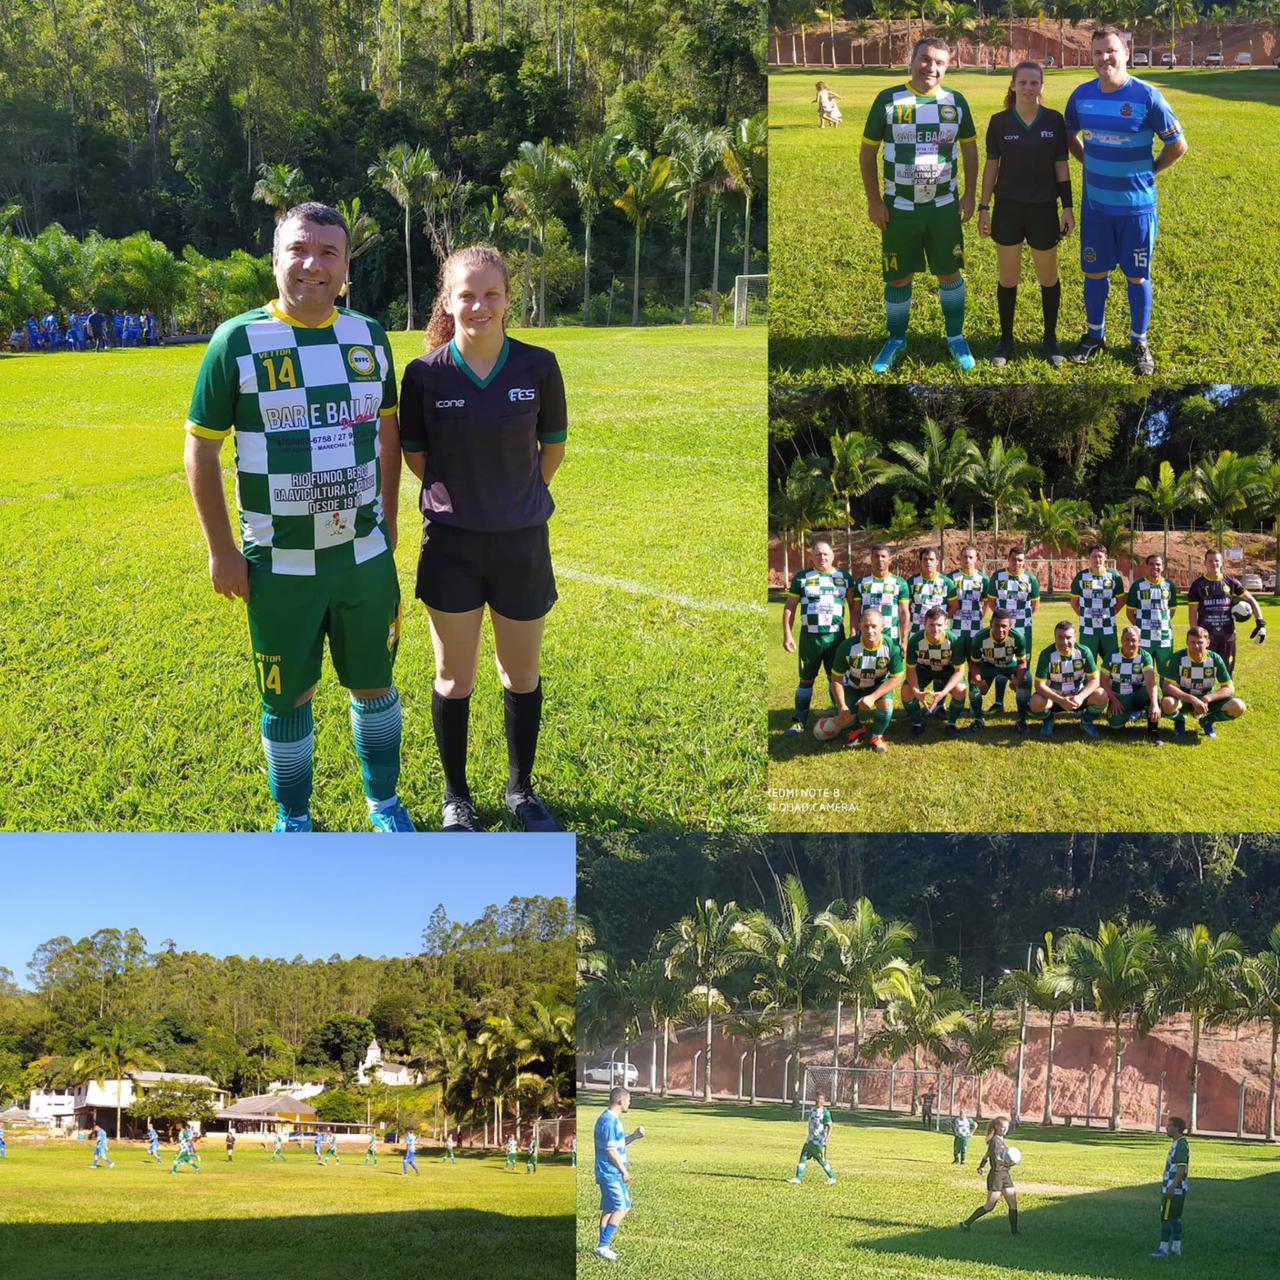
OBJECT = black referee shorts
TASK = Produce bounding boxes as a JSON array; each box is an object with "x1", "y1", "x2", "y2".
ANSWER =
[
  {"x1": 1205, "y1": 628, "x2": 1237, "y2": 671},
  {"x1": 992, "y1": 197, "x2": 1060, "y2": 252},
  {"x1": 415, "y1": 520, "x2": 557, "y2": 621}
]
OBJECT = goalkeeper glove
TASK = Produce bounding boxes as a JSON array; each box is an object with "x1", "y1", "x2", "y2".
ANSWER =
[{"x1": 1251, "y1": 618, "x2": 1266, "y2": 644}]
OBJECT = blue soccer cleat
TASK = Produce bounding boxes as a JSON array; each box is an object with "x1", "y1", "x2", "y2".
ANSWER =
[
  {"x1": 273, "y1": 808, "x2": 312, "y2": 833},
  {"x1": 871, "y1": 338, "x2": 906, "y2": 374},
  {"x1": 1040, "y1": 718, "x2": 1054, "y2": 738},
  {"x1": 1081, "y1": 720, "x2": 1100, "y2": 740},
  {"x1": 784, "y1": 723, "x2": 804, "y2": 737},
  {"x1": 947, "y1": 336, "x2": 975, "y2": 371},
  {"x1": 1198, "y1": 716, "x2": 1217, "y2": 739},
  {"x1": 369, "y1": 800, "x2": 416, "y2": 832},
  {"x1": 1175, "y1": 717, "x2": 1189, "y2": 740}
]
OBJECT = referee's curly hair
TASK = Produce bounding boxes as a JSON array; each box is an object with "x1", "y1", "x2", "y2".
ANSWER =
[{"x1": 424, "y1": 244, "x2": 512, "y2": 350}]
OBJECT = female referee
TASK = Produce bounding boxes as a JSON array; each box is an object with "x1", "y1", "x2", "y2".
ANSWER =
[
  {"x1": 398, "y1": 244, "x2": 566, "y2": 832},
  {"x1": 961, "y1": 1116, "x2": 1020, "y2": 1234},
  {"x1": 977, "y1": 61, "x2": 1074, "y2": 367}
]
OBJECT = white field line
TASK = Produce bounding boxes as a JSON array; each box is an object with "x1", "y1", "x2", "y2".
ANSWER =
[{"x1": 557, "y1": 566, "x2": 767, "y2": 615}]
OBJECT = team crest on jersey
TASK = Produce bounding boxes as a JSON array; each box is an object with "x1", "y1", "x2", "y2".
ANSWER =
[
  {"x1": 940, "y1": 105, "x2": 957, "y2": 122},
  {"x1": 1084, "y1": 247, "x2": 1097, "y2": 264},
  {"x1": 1082, "y1": 129, "x2": 1094, "y2": 141},
  {"x1": 346, "y1": 345, "x2": 376, "y2": 377},
  {"x1": 1120, "y1": 102, "x2": 1133, "y2": 117}
]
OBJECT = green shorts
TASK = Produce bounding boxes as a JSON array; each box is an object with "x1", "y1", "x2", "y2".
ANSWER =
[
  {"x1": 1149, "y1": 644, "x2": 1172, "y2": 673},
  {"x1": 799, "y1": 1141, "x2": 827, "y2": 1162},
  {"x1": 1078, "y1": 627, "x2": 1117, "y2": 662},
  {"x1": 882, "y1": 204, "x2": 965, "y2": 280},
  {"x1": 976, "y1": 663, "x2": 1022, "y2": 686},
  {"x1": 1160, "y1": 1192, "x2": 1185, "y2": 1222},
  {"x1": 844, "y1": 683, "x2": 895, "y2": 709},
  {"x1": 799, "y1": 629, "x2": 845, "y2": 683},
  {"x1": 913, "y1": 666, "x2": 965, "y2": 695},
  {"x1": 1109, "y1": 687, "x2": 1152, "y2": 717},
  {"x1": 247, "y1": 553, "x2": 402, "y2": 712}
]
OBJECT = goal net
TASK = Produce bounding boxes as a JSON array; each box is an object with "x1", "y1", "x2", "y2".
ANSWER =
[
  {"x1": 801, "y1": 1064, "x2": 981, "y2": 1129},
  {"x1": 734, "y1": 274, "x2": 767, "y2": 326}
]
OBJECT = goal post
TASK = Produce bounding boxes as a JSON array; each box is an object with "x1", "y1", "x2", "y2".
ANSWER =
[
  {"x1": 801, "y1": 1064, "x2": 981, "y2": 1129},
  {"x1": 734, "y1": 273, "x2": 767, "y2": 326}
]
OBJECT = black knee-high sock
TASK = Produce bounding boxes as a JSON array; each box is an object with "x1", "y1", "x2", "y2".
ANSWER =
[
  {"x1": 431, "y1": 689, "x2": 471, "y2": 803},
  {"x1": 997, "y1": 285, "x2": 1017, "y2": 341},
  {"x1": 965, "y1": 1205, "x2": 992, "y2": 1226},
  {"x1": 503, "y1": 680, "x2": 543, "y2": 794},
  {"x1": 1041, "y1": 281, "x2": 1061, "y2": 341},
  {"x1": 1009, "y1": 1206, "x2": 1019, "y2": 1234}
]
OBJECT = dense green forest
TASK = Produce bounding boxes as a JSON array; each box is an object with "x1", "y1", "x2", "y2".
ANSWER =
[
  {"x1": 0, "y1": 895, "x2": 574, "y2": 1129},
  {"x1": 0, "y1": 0, "x2": 766, "y2": 329},
  {"x1": 579, "y1": 835, "x2": 1280, "y2": 988}
]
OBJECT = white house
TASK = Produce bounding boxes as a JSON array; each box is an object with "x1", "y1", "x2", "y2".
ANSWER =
[
  {"x1": 266, "y1": 1078, "x2": 326, "y2": 1101},
  {"x1": 72, "y1": 1071, "x2": 230, "y2": 1133},
  {"x1": 29, "y1": 1087, "x2": 75, "y2": 1129},
  {"x1": 355, "y1": 1038, "x2": 420, "y2": 1087}
]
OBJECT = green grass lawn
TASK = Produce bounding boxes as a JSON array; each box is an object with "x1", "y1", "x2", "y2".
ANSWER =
[
  {"x1": 0, "y1": 325, "x2": 766, "y2": 831},
  {"x1": 0, "y1": 1140, "x2": 572, "y2": 1280},
  {"x1": 575, "y1": 1092, "x2": 1278, "y2": 1278},
  {"x1": 769, "y1": 68, "x2": 1280, "y2": 385},
  {"x1": 767, "y1": 597, "x2": 1280, "y2": 831}
]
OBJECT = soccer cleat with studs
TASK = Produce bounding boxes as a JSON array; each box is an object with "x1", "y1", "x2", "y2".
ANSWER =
[
  {"x1": 272, "y1": 808, "x2": 312, "y2": 833},
  {"x1": 1070, "y1": 333, "x2": 1106, "y2": 364},
  {"x1": 1131, "y1": 339, "x2": 1155, "y2": 376},
  {"x1": 441, "y1": 798, "x2": 486, "y2": 832},
  {"x1": 369, "y1": 800, "x2": 415, "y2": 832},
  {"x1": 506, "y1": 786, "x2": 562, "y2": 832},
  {"x1": 947, "y1": 336, "x2": 976, "y2": 371},
  {"x1": 989, "y1": 338, "x2": 1015, "y2": 367},
  {"x1": 871, "y1": 337, "x2": 906, "y2": 374}
]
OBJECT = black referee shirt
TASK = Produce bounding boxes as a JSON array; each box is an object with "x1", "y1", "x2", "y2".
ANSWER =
[
  {"x1": 399, "y1": 335, "x2": 568, "y2": 533},
  {"x1": 1188, "y1": 575, "x2": 1244, "y2": 633},
  {"x1": 986, "y1": 106, "x2": 1069, "y2": 205}
]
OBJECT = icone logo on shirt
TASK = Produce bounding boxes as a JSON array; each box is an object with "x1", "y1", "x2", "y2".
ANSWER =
[
  {"x1": 509, "y1": 388, "x2": 536, "y2": 401},
  {"x1": 436, "y1": 399, "x2": 466, "y2": 408}
]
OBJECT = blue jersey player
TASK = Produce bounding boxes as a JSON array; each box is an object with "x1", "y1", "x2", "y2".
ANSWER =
[
  {"x1": 1065, "y1": 26, "x2": 1186, "y2": 376},
  {"x1": 402, "y1": 1129, "x2": 419, "y2": 1175},
  {"x1": 91, "y1": 1124, "x2": 115, "y2": 1168},
  {"x1": 0, "y1": 1121, "x2": 6, "y2": 1158},
  {"x1": 593, "y1": 1087, "x2": 646, "y2": 1263},
  {"x1": 147, "y1": 1124, "x2": 160, "y2": 1162}
]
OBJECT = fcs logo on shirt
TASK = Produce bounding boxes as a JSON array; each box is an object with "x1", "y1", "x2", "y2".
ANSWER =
[
  {"x1": 435, "y1": 399, "x2": 466, "y2": 408},
  {"x1": 509, "y1": 388, "x2": 535, "y2": 402},
  {"x1": 346, "y1": 345, "x2": 376, "y2": 377},
  {"x1": 1040, "y1": 130, "x2": 1056, "y2": 138}
]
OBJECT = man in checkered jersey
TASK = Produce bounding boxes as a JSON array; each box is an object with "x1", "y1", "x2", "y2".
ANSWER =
[{"x1": 185, "y1": 202, "x2": 412, "y2": 832}]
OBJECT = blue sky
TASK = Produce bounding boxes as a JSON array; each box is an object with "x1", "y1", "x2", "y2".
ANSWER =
[{"x1": 0, "y1": 834, "x2": 575, "y2": 987}]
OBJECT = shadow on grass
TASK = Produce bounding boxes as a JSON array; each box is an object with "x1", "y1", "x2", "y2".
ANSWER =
[
  {"x1": 854, "y1": 1169, "x2": 1280, "y2": 1280},
  {"x1": 0, "y1": 1208, "x2": 576, "y2": 1280}
]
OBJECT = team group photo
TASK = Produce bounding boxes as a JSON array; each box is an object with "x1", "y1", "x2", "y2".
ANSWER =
[{"x1": 768, "y1": 6, "x2": 1280, "y2": 385}]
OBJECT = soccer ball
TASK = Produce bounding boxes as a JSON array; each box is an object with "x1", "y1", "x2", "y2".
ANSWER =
[
  {"x1": 1006, "y1": 1145, "x2": 1022, "y2": 1165},
  {"x1": 813, "y1": 716, "x2": 848, "y2": 741},
  {"x1": 1232, "y1": 600, "x2": 1253, "y2": 622}
]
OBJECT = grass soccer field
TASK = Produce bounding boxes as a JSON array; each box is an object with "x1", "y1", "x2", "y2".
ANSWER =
[
  {"x1": 0, "y1": 1141, "x2": 572, "y2": 1280},
  {"x1": 0, "y1": 325, "x2": 765, "y2": 832},
  {"x1": 574, "y1": 1092, "x2": 1278, "y2": 1279},
  {"x1": 768, "y1": 68, "x2": 1280, "y2": 385},
  {"x1": 767, "y1": 597, "x2": 1280, "y2": 832}
]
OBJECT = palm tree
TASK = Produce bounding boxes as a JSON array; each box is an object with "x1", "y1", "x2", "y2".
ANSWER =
[
  {"x1": 740, "y1": 876, "x2": 835, "y2": 1106},
  {"x1": 1018, "y1": 490, "x2": 1092, "y2": 561},
  {"x1": 1204, "y1": 3, "x2": 1231, "y2": 57},
  {"x1": 368, "y1": 143, "x2": 433, "y2": 330},
  {"x1": 932, "y1": 1, "x2": 979, "y2": 65},
  {"x1": 784, "y1": 454, "x2": 840, "y2": 560},
  {"x1": 661, "y1": 119, "x2": 729, "y2": 325},
  {"x1": 872, "y1": 0, "x2": 898, "y2": 66},
  {"x1": 1062, "y1": 921, "x2": 1159, "y2": 1131},
  {"x1": 1148, "y1": 925, "x2": 1243, "y2": 1133},
  {"x1": 576, "y1": 914, "x2": 606, "y2": 987},
  {"x1": 970, "y1": 436, "x2": 1040, "y2": 561},
  {"x1": 1149, "y1": 0, "x2": 1198, "y2": 64},
  {"x1": 721, "y1": 113, "x2": 767, "y2": 280},
  {"x1": 880, "y1": 419, "x2": 982, "y2": 567},
  {"x1": 73, "y1": 1027, "x2": 163, "y2": 1139},
  {"x1": 556, "y1": 132, "x2": 619, "y2": 325},
  {"x1": 817, "y1": 898, "x2": 917, "y2": 1103},
  {"x1": 725, "y1": 996, "x2": 784, "y2": 1105},
  {"x1": 577, "y1": 957, "x2": 645, "y2": 1073},
  {"x1": 1010, "y1": 0, "x2": 1044, "y2": 59},
  {"x1": 1240, "y1": 924, "x2": 1280, "y2": 1142},
  {"x1": 502, "y1": 140, "x2": 564, "y2": 328},
  {"x1": 612, "y1": 147, "x2": 674, "y2": 325},
  {"x1": 414, "y1": 1025, "x2": 471, "y2": 1134},
  {"x1": 1018, "y1": 932, "x2": 1079, "y2": 1126},
  {"x1": 951, "y1": 1005, "x2": 1019, "y2": 1119},
  {"x1": 523, "y1": 1000, "x2": 574, "y2": 1114},
  {"x1": 1187, "y1": 451, "x2": 1261, "y2": 551},
  {"x1": 333, "y1": 196, "x2": 381, "y2": 312},
  {"x1": 1248, "y1": 456, "x2": 1280, "y2": 592},
  {"x1": 829, "y1": 432, "x2": 887, "y2": 567},
  {"x1": 658, "y1": 899, "x2": 750, "y2": 1103},
  {"x1": 630, "y1": 954, "x2": 686, "y2": 1097},
  {"x1": 251, "y1": 163, "x2": 313, "y2": 225},
  {"x1": 1135, "y1": 460, "x2": 1193, "y2": 566}
]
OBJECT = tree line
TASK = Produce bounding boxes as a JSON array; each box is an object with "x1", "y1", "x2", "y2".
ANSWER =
[{"x1": 579, "y1": 871, "x2": 1280, "y2": 1137}]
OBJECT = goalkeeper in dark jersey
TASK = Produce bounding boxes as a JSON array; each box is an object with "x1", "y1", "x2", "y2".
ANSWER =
[{"x1": 1187, "y1": 549, "x2": 1264, "y2": 675}]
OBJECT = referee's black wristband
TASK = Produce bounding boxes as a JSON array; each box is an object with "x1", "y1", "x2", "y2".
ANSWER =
[{"x1": 1057, "y1": 180, "x2": 1073, "y2": 209}]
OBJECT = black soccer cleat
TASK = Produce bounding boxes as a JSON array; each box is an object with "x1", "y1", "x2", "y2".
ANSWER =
[
  {"x1": 1069, "y1": 333, "x2": 1106, "y2": 364},
  {"x1": 505, "y1": 786, "x2": 562, "y2": 832},
  {"x1": 1043, "y1": 337, "x2": 1065, "y2": 367},
  {"x1": 1131, "y1": 339, "x2": 1155, "y2": 376},
  {"x1": 989, "y1": 338, "x2": 1015, "y2": 368},
  {"x1": 441, "y1": 798, "x2": 486, "y2": 832}
]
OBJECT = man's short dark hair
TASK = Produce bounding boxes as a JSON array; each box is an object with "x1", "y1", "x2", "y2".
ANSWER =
[
  {"x1": 608, "y1": 1086, "x2": 630, "y2": 1105},
  {"x1": 1146, "y1": 553, "x2": 1163, "y2": 565},
  {"x1": 1055, "y1": 620, "x2": 1075, "y2": 633},
  {"x1": 273, "y1": 201, "x2": 350, "y2": 257},
  {"x1": 1168, "y1": 1116, "x2": 1187, "y2": 1134},
  {"x1": 1092, "y1": 24, "x2": 1127, "y2": 41},
  {"x1": 992, "y1": 609, "x2": 1014, "y2": 625},
  {"x1": 871, "y1": 542, "x2": 891, "y2": 554},
  {"x1": 1007, "y1": 546, "x2": 1025, "y2": 557},
  {"x1": 1088, "y1": 544, "x2": 1105, "y2": 555},
  {"x1": 924, "y1": 606, "x2": 947, "y2": 623},
  {"x1": 912, "y1": 36, "x2": 951, "y2": 62},
  {"x1": 918, "y1": 546, "x2": 937, "y2": 559}
]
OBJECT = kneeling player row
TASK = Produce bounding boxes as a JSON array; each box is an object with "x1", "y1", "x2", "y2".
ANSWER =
[{"x1": 794, "y1": 609, "x2": 1245, "y2": 752}]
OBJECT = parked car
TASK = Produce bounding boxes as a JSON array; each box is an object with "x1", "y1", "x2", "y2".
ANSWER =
[
  {"x1": 1242, "y1": 572, "x2": 1265, "y2": 593},
  {"x1": 1234, "y1": 51, "x2": 1252, "y2": 65},
  {"x1": 1203, "y1": 52, "x2": 1223, "y2": 67},
  {"x1": 1160, "y1": 52, "x2": 1177, "y2": 66},
  {"x1": 1133, "y1": 51, "x2": 1150, "y2": 66},
  {"x1": 583, "y1": 1059, "x2": 640, "y2": 1087}
]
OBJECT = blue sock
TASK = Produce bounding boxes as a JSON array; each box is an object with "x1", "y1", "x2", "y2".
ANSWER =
[
  {"x1": 1084, "y1": 276, "x2": 1109, "y2": 336},
  {"x1": 600, "y1": 1223, "x2": 619, "y2": 1247},
  {"x1": 261, "y1": 702, "x2": 314, "y2": 816},
  {"x1": 794, "y1": 683, "x2": 814, "y2": 723},
  {"x1": 1127, "y1": 278, "x2": 1152, "y2": 341},
  {"x1": 939, "y1": 277, "x2": 966, "y2": 338},
  {"x1": 350, "y1": 688, "x2": 402, "y2": 808},
  {"x1": 884, "y1": 283, "x2": 912, "y2": 339}
]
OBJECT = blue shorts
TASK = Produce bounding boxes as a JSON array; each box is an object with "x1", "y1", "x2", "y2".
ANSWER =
[
  {"x1": 597, "y1": 1176, "x2": 632, "y2": 1212},
  {"x1": 1080, "y1": 205, "x2": 1157, "y2": 278}
]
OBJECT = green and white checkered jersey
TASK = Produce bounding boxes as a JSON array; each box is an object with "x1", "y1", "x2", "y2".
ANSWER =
[
  {"x1": 862, "y1": 84, "x2": 976, "y2": 211},
  {"x1": 806, "y1": 1105, "x2": 832, "y2": 1145},
  {"x1": 1103, "y1": 648, "x2": 1154, "y2": 697},
  {"x1": 908, "y1": 573, "x2": 957, "y2": 631},
  {"x1": 953, "y1": 1116, "x2": 975, "y2": 1139},
  {"x1": 907, "y1": 627, "x2": 966, "y2": 672},
  {"x1": 853, "y1": 574, "x2": 910, "y2": 641},
  {"x1": 835, "y1": 636, "x2": 905, "y2": 692},
  {"x1": 987, "y1": 569, "x2": 1040, "y2": 633},
  {"x1": 788, "y1": 568, "x2": 850, "y2": 635},
  {"x1": 186, "y1": 301, "x2": 397, "y2": 576},
  {"x1": 1071, "y1": 569, "x2": 1125, "y2": 629},
  {"x1": 1035, "y1": 643, "x2": 1097, "y2": 694},
  {"x1": 950, "y1": 570, "x2": 990, "y2": 634},
  {"x1": 1127, "y1": 577, "x2": 1177, "y2": 649},
  {"x1": 1163, "y1": 649, "x2": 1230, "y2": 697},
  {"x1": 972, "y1": 627, "x2": 1027, "y2": 671},
  {"x1": 1163, "y1": 1136, "x2": 1189, "y2": 1195}
]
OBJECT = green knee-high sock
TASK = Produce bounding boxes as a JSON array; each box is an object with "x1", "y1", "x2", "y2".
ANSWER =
[
  {"x1": 1009, "y1": 1207, "x2": 1019, "y2": 1234},
  {"x1": 969, "y1": 685, "x2": 984, "y2": 715},
  {"x1": 885, "y1": 284, "x2": 912, "y2": 339},
  {"x1": 871, "y1": 705, "x2": 892, "y2": 736},
  {"x1": 904, "y1": 697, "x2": 923, "y2": 724},
  {"x1": 994, "y1": 675, "x2": 1008, "y2": 702},
  {"x1": 1082, "y1": 703, "x2": 1099, "y2": 722},
  {"x1": 819, "y1": 1157, "x2": 834, "y2": 1178},
  {"x1": 1205, "y1": 707, "x2": 1230, "y2": 726},
  {"x1": 349, "y1": 687, "x2": 402, "y2": 806},
  {"x1": 1040, "y1": 705, "x2": 1055, "y2": 722},
  {"x1": 261, "y1": 701, "x2": 314, "y2": 816},
  {"x1": 1160, "y1": 1223, "x2": 1173, "y2": 1243},
  {"x1": 795, "y1": 1158, "x2": 808, "y2": 1179},
  {"x1": 939, "y1": 277, "x2": 966, "y2": 338},
  {"x1": 794, "y1": 683, "x2": 815, "y2": 724},
  {"x1": 1014, "y1": 684, "x2": 1031, "y2": 719},
  {"x1": 947, "y1": 695, "x2": 964, "y2": 724}
]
